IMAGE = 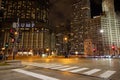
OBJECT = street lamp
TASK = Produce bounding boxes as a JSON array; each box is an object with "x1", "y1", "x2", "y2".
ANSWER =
[
  {"x1": 14, "y1": 31, "x2": 18, "y2": 35},
  {"x1": 63, "y1": 36, "x2": 68, "y2": 43},
  {"x1": 100, "y1": 29, "x2": 104, "y2": 33},
  {"x1": 75, "y1": 51, "x2": 78, "y2": 56},
  {"x1": 46, "y1": 48, "x2": 50, "y2": 56},
  {"x1": 2, "y1": 47, "x2": 5, "y2": 51},
  {"x1": 63, "y1": 36, "x2": 69, "y2": 58}
]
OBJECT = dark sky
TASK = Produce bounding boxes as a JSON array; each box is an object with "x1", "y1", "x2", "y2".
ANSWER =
[
  {"x1": 49, "y1": 0, "x2": 74, "y2": 26},
  {"x1": 49, "y1": 0, "x2": 103, "y2": 24},
  {"x1": 90, "y1": 0, "x2": 102, "y2": 18},
  {"x1": 49, "y1": 0, "x2": 120, "y2": 25},
  {"x1": 114, "y1": 0, "x2": 120, "y2": 15}
]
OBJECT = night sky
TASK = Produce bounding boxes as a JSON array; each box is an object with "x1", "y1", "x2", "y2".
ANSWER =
[
  {"x1": 114, "y1": 0, "x2": 120, "y2": 15},
  {"x1": 49, "y1": 0, "x2": 74, "y2": 25},
  {"x1": 49, "y1": 0, "x2": 103, "y2": 23},
  {"x1": 90, "y1": 0, "x2": 102, "y2": 18}
]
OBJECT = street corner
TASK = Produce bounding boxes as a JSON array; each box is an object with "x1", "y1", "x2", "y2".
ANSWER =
[{"x1": 0, "y1": 60, "x2": 26, "y2": 70}]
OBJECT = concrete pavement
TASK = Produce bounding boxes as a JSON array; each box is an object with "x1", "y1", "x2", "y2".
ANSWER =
[{"x1": 0, "y1": 60, "x2": 25, "y2": 70}]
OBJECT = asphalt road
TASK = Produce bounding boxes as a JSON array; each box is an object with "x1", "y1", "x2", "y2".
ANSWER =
[{"x1": 0, "y1": 56, "x2": 120, "y2": 80}]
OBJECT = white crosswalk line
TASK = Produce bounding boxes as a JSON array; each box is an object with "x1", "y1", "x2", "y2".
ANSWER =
[
  {"x1": 23, "y1": 62, "x2": 47, "y2": 67},
  {"x1": 51, "y1": 66, "x2": 70, "y2": 69},
  {"x1": 99, "y1": 70, "x2": 116, "y2": 78},
  {"x1": 69, "y1": 68, "x2": 89, "y2": 73},
  {"x1": 83, "y1": 69, "x2": 101, "y2": 75},
  {"x1": 23, "y1": 62, "x2": 116, "y2": 79},
  {"x1": 12, "y1": 69, "x2": 59, "y2": 80},
  {"x1": 59, "y1": 66, "x2": 79, "y2": 71},
  {"x1": 43, "y1": 65, "x2": 63, "y2": 68},
  {"x1": 23, "y1": 62, "x2": 62, "y2": 68}
]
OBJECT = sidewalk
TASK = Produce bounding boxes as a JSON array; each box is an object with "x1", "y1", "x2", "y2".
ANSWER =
[{"x1": 0, "y1": 60, "x2": 25, "y2": 70}]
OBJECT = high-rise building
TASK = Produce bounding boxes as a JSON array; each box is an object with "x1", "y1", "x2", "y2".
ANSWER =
[
  {"x1": 70, "y1": 0, "x2": 91, "y2": 54},
  {"x1": 101, "y1": 0, "x2": 120, "y2": 54},
  {"x1": 71, "y1": 0, "x2": 120, "y2": 55},
  {"x1": 0, "y1": 0, "x2": 56, "y2": 54}
]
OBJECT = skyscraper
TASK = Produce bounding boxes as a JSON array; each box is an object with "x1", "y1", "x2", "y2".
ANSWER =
[
  {"x1": 70, "y1": 0, "x2": 91, "y2": 54},
  {"x1": 101, "y1": 0, "x2": 120, "y2": 54}
]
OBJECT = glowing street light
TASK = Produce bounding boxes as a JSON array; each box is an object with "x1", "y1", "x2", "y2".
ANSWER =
[
  {"x1": 14, "y1": 31, "x2": 18, "y2": 35},
  {"x1": 2, "y1": 47, "x2": 5, "y2": 51},
  {"x1": 75, "y1": 51, "x2": 78, "y2": 55},
  {"x1": 46, "y1": 48, "x2": 49, "y2": 52},
  {"x1": 63, "y1": 36, "x2": 68, "y2": 42},
  {"x1": 100, "y1": 29, "x2": 104, "y2": 33}
]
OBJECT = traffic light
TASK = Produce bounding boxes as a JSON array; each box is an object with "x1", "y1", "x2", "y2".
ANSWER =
[
  {"x1": 9, "y1": 28, "x2": 15, "y2": 38},
  {"x1": 5, "y1": 43, "x2": 9, "y2": 48},
  {"x1": 11, "y1": 38, "x2": 15, "y2": 43},
  {"x1": 112, "y1": 46, "x2": 115, "y2": 50},
  {"x1": 93, "y1": 48, "x2": 96, "y2": 52}
]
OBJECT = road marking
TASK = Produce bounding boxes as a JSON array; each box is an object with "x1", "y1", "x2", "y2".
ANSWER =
[
  {"x1": 99, "y1": 70, "x2": 116, "y2": 78},
  {"x1": 69, "y1": 68, "x2": 89, "y2": 73},
  {"x1": 23, "y1": 62, "x2": 47, "y2": 67},
  {"x1": 43, "y1": 65, "x2": 63, "y2": 68},
  {"x1": 12, "y1": 69, "x2": 59, "y2": 80},
  {"x1": 51, "y1": 66, "x2": 70, "y2": 69},
  {"x1": 59, "y1": 66, "x2": 79, "y2": 71},
  {"x1": 23, "y1": 62, "x2": 62, "y2": 68},
  {"x1": 83, "y1": 69, "x2": 101, "y2": 75}
]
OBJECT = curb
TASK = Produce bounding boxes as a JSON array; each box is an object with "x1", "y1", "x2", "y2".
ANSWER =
[
  {"x1": 0, "y1": 60, "x2": 26, "y2": 70},
  {"x1": 0, "y1": 64, "x2": 26, "y2": 70}
]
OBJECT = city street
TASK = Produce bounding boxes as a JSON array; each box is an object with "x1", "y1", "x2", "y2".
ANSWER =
[
  {"x1": 1, "y1": 0, "x2": 120, "y2": 80},
  {"x1": 0, "y1": 56, "x2": 120, "y2": 80}
]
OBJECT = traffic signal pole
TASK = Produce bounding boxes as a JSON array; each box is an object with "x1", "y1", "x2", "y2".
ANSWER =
[{"x1": 12, "y1": 18, "x2": 19, "y2": 60}]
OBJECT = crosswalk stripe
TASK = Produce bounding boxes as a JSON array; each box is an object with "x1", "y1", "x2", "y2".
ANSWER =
[
  {"x1": 23, "y1": 62, "x2": 116, "y2": 79},
  {"x1": 43, "y1": 65, "x2": 63, "y2": 68},
  {"x1": 59, "y1": 66, "x2": 79, "y2": 71},
  {"x1": 23, "y1": 62, "x2": 47, "y2": 67},
  {"x1": 51, "y1": 66, "x2": 70, "y2": 69},
  {"x1": 83, "y1": 69, "x2": 101, "y2": 75},
  {"x1": 69, "y1": 68, "x2": 89, "y2": 73},
  {"x1": 99, "y1": 70, "x2": 116, "y2": 78},
  {"x1": 12, "y1": 69, "x2": 59, "y2": 80},
  {"x1": 24, "y1": 62, "x2": 62, "y2": 68}
]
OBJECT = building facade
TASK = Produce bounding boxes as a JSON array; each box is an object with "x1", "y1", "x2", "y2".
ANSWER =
[
  {"x1": 0, "y1": 0, "x2": 56, "y2": 55},
  {"x1": 101, "y1": 0, "x2": 120, "y2": 55},
  {"x1": 71, "y1": 0, "x2": 120, "y2": 56},
  {"x1": 89, "y1": 16, "x2": 103, "y2": 55},
  {"x1": 70, "y1": 0, "x2": 91, "y2": 54}
]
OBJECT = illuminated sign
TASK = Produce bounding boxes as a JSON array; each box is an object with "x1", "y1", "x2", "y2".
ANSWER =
[{"x1": 18, "y1": 22, "x2": 35, "y2": 27}]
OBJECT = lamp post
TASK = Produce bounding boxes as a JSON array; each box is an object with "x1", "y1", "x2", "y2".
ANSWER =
[
  {"x1": 63, "y1": 36, "x2": 68, "y2": 58},
  {"x1": 46, "y1": 48, "x2": 50, "y2": 56}
]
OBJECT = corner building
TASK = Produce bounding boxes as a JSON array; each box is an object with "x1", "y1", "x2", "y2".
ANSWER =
[
  {"x1": 101, "y1": 0, "x2": 120, "y2": 55},
  {"x1": 0, "y1": 0, "x2": 56, "y2": 54}
]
